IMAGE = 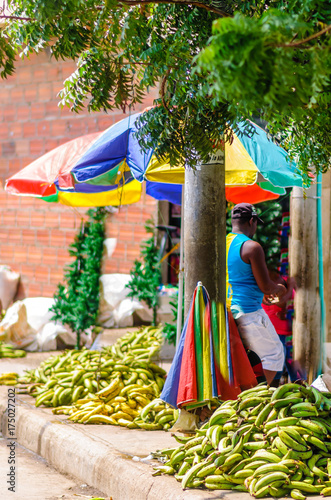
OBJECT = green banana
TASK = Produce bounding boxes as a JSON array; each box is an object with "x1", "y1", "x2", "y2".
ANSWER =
[
  {"x1": 273, "y1": 435, "x2": 291, "y2": 455},
  {"x1": 271, "y1": 383, "x2": 303, "y2": 401},
  {"x1": 254, "y1": 471, "x2": 290, "y2": 491},
  {"x1": 278, "y1": 428, "x2": 309, "y2": 451},
  {"x1": 222, "y1": 453, "x2": 243, "y2": 469},
  {"x1": 286, "y1": 481, "x2": 320, "y2": 494},
  {"x1": 303, "y1": 433, "x2": 329, "y2": 452},
  {"x1": 299, "y1": 418, "x2": 328, "y2": 436},
  {"x1": 255, "y1": 402, "x2": 273, "y2": 428},
  {"x1": 272, "y1": 397, "x2": 303, "y2": 409},
  {"x1": 181, "y1": 462, "x2": 206, "y2": 489},
  {"x1": 253, "y1": 449, "x2": 282, "y2": 463},
  {"x1": 290, "y1": 488, "x2": 307, "y2": 499},
  {"x1": 264, "y1": 416, "x2": 299, "y2": 431},
  {"x1": 238, "y1": 384, "x2": 269, "y2": 399},
  {"x1": 252, "y1": 462, "x2": 290, "y2": 478},
  {"x1": 211, "y1": 425, "x2": 223, "y2": 449},
  {"x1": 196, "y1": 463, "x2": 217, "y2": 478},
  {"x1": 238, "y1": 396, "x2": 265, "y2": 411}
]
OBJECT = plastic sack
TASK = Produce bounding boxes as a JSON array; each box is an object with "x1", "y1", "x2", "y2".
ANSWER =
[
  {"x1": 0, "y1": 265, "x2": 20, "y2": 310},
  {"x1": 0, "y1": 300, "x2": 36, "y2": 348},
  {"x1": 311, "y1": 374, "x2": 330, "y2": 393},
  {"x1": 103, "y1": 237, "x2": 117, "y2": 258},
  {"x1": 0, "y1": 297, "x2": 89, "y2": 351},
  {"x1": 170, "y1": 408, "x2": 199, "y2": 433},
  {"x1": 34, "y1": 322, "x2": 70, "y2": 351},
  {"x1": 97, "y1": 274, "x2": 152, "y2": 327}
]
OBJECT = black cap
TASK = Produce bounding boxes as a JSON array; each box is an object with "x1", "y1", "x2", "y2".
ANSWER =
[{"x1": 231, "y1": 203, "x2": 264, "y2": 223}]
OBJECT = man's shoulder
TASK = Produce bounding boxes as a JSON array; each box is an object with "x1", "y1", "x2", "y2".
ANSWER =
[{"x1": 242, "y1": 239, "x2": 263, "y2": 259}]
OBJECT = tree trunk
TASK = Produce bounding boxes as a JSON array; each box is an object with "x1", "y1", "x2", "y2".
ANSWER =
[
  {"x1": 289, "y1": 185, "x2": 320, "y2": 383},
  {"x1": 184, "y1": 163, "x2": 226, "y2": 316}
]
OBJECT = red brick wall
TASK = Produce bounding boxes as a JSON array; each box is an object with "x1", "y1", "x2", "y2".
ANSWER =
[{"x1": 0, "y1": 51, "x2": 158, "y2": 298}]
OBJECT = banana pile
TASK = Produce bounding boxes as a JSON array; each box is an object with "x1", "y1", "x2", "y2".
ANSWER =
[
  {"x1": 53, "y1": 371, "x2": 165, "y2": 426},
  {"x1": 0, "y1": 372, "x2": 19, "y2": 385},
  {"x1": 55, "y1": 392, "x2": 177, "y2": 429},
  {"x1": 154, "y1": 382, "x2": 331, "y2": 498},
  {"x1": 135, "y1": 397, "x2": 178, "y2": 430},
  {"x1": 16, "y1": 327, "x2": 167, "y2": 411},
  {"x1": 0, "y1": 342, "x2": 26, "y2": 358}
]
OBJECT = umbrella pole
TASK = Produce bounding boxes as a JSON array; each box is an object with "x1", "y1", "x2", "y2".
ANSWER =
[{"x1": 176, "y1": 186, "x2": 185, "y2": 347}]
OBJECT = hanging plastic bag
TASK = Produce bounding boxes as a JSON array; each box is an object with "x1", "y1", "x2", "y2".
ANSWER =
[{"x1": 170, "y1": 408, "x2": 199, "y2": 432}]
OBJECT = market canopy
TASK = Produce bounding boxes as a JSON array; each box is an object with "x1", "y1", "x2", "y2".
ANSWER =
[{"x1": 5, "y1": 111, "x2": 303, "y2": 207}]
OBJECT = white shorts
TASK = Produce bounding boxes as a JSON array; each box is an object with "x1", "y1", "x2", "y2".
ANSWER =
[{"x1": 235, "y1": 309, "x2": 285, "y2": 372}]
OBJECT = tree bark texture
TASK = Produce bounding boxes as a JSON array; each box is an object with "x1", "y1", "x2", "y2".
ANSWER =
[
  {"x1": 183, "y1": 163, "x2": 226, "y2": 317},
  {"x1": 290, "y1": 185, "x2": 320, "y2": 383}
]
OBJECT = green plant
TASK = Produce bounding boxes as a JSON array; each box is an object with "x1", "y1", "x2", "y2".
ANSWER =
[
  {"x1": 254, "y1": 201, "x2": 282, "y2": 271},
  {"x1": 50, "y1": 208, "x2": 107, "y2": 349},
  {"x1": 226, "y1": 200, "x2": 282, "y2": 270},
  {"x1": 163, "y1": 296, "x2": 178, "y2": 346},
  {"x1": 126, "y1": 220, "x2": 161, "y2": 326}
]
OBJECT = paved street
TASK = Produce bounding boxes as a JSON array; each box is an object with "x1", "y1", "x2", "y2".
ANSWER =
[{"x1": 0, "y1": 437, "x2": 107, "y2": 500}]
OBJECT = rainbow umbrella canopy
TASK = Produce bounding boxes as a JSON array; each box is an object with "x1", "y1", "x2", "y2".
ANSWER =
[
  {"x1": 160, "y1": 282, "x2": 257, "y2": 409},
  {"x1": 5, "y1": 112, "x2": 303, "y2": 207}
]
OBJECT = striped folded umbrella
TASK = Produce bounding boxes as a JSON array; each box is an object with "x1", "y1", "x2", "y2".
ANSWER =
[{"x1": 160, "y1": 282, "x2": 257, "y2": 409}]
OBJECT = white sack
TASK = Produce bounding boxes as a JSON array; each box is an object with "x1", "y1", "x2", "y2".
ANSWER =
[
  {"x1": 103, "y1": 238, "x2": 117, "y2": 258},
  {"x1": 98, "y1": 274, "x2": 153, "y2": 327},
  {"x1": 0, "y1": 301, "x2": 36, "y2": 348},
  {"x1": 0, "y1": 297, "x2": 86, "y2": 351},
  {"x1": 0, "y1": 265, "x2": 20, "y2": 310}
]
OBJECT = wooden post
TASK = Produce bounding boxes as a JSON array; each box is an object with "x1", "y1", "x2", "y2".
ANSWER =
[
  {"x1": 289, "y1": 185, "x2": 320, "y2": 383},
  {"x1": 184, "y1": 161, "x2": 226, "y2": 316}
]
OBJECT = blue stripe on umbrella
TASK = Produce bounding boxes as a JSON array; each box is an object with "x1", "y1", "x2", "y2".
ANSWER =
[
  {"x1": 70, "y1": 113, "x2": 154, "y2": 183},
  {"x1": 160, "y1": 313, "x2": 190, "y2": 408},
  {"x1": 146, "y1": 181, "x2": 182, "y2": 205}
]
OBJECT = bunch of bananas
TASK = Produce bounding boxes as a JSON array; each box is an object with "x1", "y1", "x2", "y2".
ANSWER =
[
  {"x1": 0, "y1": 372, "x2": 19, "y2": 385},
  {"x1": 154, "y1": 382, "x2": 331, "y2": 498},
  {"x1": 134, "y1": 398, "x2": 179, "y2": 430},
  {"x1": 0, "y1": 342, "x2": 26, "y2": 358},
  {"x1": 103, "y1": 327, "x2": 163, "y2": 361},
  {"x1": 53, "y1": 370, "x2": 166, "y2": 426},
  {"x1": 17, "y1": 326, "x2": 166, "y2": 409}
]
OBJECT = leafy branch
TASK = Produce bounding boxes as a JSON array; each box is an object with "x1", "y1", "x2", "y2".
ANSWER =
[
  {"x1": 1, "y1": 0, "x2": 331, "y2": 176},
  {"x1": 275, "y1": 24, "x2": 331, "y2": 48},
  {"x1": 118, "y1": 0, "x2": 230, "y2": 16}
]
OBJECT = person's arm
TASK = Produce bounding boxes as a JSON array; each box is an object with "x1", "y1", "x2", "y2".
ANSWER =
[
  {"x1": 241, "y1": 240, "x2": 286, "y2": 297},
  {"x1": 276, "y1": 276, "x2": 297, "y2": 307}
]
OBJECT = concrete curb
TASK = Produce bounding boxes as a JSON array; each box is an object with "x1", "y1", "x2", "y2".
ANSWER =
[{"x1": 0, "y1": 388, "x2": 232, "y2": 500}]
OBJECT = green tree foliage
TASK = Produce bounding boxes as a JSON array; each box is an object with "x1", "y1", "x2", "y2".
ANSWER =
[
  {"x1": 126, "y1": 220, "x2": 161, "y2": 326},
  {"x1": 1, "y1": 1, "x2": 330, "y2": 178},
  {"x1": 50, "y1": 208, "x2": 107, "y2": 349}
]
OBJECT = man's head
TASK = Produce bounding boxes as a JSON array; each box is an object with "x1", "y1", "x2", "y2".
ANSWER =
[{"x1": 231, "y1": 202, "x2": 263, "y2": 238}]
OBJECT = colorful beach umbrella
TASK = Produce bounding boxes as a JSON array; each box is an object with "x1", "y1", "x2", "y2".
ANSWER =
[
  {"x1": 5, "y1": 112, "x2": 303, "y2": 207},
  {"x1": 160, "y1": 282, "x2": 257, "y2": 409}
]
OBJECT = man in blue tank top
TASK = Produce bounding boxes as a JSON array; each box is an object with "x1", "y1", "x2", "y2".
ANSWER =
[{"x1": 226, "y1": 203, "x2": 286, "y2": 384}]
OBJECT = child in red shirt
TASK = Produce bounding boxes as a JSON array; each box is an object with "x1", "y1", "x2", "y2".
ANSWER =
[{"x1": 262, "y1": 271, "x2": 297, "y2": 383}]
